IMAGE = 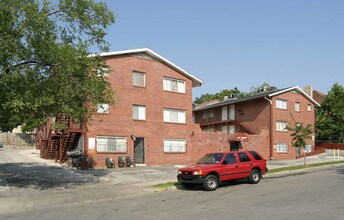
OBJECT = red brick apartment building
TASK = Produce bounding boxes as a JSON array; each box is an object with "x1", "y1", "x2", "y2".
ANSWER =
[
  {"x1": 84, "y1": 48, "x2": 204, "y2": 166},
  {"x1": 193, "y1": 87, "x2": 321, "y2": 160},
  {"x1": 36, "y1": 49, "x2": 322, "y2": 167}
]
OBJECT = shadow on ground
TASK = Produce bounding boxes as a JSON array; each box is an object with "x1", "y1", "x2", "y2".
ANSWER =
[
  {"x1": 0, "y1": 162, "x2": 110, "y2": 190},
  {"x1": 335, "y1": 166, "x2": 344, "y2": 175},
  {"x1": 176, "y1": 178, "x2": 251, "y2": 191}
]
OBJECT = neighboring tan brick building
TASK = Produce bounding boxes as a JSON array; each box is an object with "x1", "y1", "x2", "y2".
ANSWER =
[
  {"x1": 193, "y1": 87, "x2": 321, "y2": 160},
  {"x1": 85, "y1": 48, "x2": 204, "y2": 166}
]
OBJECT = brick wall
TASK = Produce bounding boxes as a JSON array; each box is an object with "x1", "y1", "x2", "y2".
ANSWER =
[
  {"x1": 193, "y1": 89, "x2": 317, "y2": 161},
  {"x1": 241, "y1": 129, "x2": 270, "y2": 160},
  {"x1": 271, "y1": 91, "x2": 316, "y2": 160},
  {"x1": 235, "y1": 99, "x2": 270, "y2": 133},
  {"x1": 316, "y1": 143, "x2": 344, "y2": 150},
  {"x1": 85, "y1": 54, "x2": 198, "y2": 167}
]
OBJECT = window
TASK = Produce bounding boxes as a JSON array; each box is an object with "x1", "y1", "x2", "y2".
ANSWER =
[
  {"x1": 249, "y1": 151, "x2": 262, "y2": 160},
  {"x1": 223, "y1": 153, "x2": 237, "y2": 164},
  {"x1": 97, "y1": 103, "x2": 109, "y2": 114},
  {"x1": 97, "y1": 67, "x2": 109, "y2": 78},
  {"x1": 97, "y1": 136, "x2": 126, "y2": 152},
  {"x1": 202, "y1": 110, "x2": 214, "y2": 119},
  {"x1": 238, "y1": 152, "x2": 251, "y2": 162},
  {"x1": 229, "y1": 125, "x2": 236, "y2": 134},
  {"x1": 276, "y1": 143, "x2": 288, "y2": 153},
  {"x1": 163, "y1": 77, "x2": 185, "y2": 93},
  {"x1": 133, "y1": 105, "x2": 146, "y2": 120},
  {"x1": 307, "y1": 104, "x2": 312, "y2": 112},
  {"x1": 132, "y1": 71, "x2": 145, "y2": 87},
  {"x1": 164, "y1": 139, "x2": 186, "y2": 153},
  {"x1": 305, "y1": 144, "x2": 312, "y2": 153},
  {"x1": 276, "y1": 99, "x2": 287, "y2": 110},
  {"x1": 163, "y1": 108, "x2": 186, "y2": 123},
  {"x1": 295, "y1": 102, "x2": 300, "y2": 112},
  {"x1": 276, "y1": 121, "x2": 288, "y2": 132}
]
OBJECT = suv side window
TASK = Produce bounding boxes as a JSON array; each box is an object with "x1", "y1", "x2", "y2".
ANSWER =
[
  {"x1": 238, "y1": 152, "x2": 251, "y2": 162},
  {"x1": 249, "y1": 151, "x2": 262, "y2": 160},
  {"x1": 223, "y1": 153, "x2": 237, "y2": 164}
]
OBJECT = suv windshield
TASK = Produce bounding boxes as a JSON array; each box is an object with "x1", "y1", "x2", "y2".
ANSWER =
[{"x1": 197, "y1": 153, "x2": 224, "y2": 164}]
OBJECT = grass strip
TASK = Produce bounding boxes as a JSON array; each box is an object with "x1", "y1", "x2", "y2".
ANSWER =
[
  {"x1": 268, "y1": 160, "x2": 344, "y2": 174},
  {"x1": 153, "y1": 181, "x2": 180, "y2": 189}
]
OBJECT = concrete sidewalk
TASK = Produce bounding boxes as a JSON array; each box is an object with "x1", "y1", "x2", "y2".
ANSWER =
[
  {"x1": 1, "y1": 148, "x2": 344, "y2": 189},
  {"x1": 267, "y1": 149, "x2": 344, "y2": 169}
]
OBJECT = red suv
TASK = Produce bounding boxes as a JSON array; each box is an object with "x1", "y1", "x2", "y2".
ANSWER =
[{"x1": 177, "y1": 151, "x2": 268, "y2": 191}]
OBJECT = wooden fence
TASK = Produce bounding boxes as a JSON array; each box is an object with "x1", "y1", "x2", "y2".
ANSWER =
[{"x1": 0, "y1": 133, "x2": 35, "y2": 148}]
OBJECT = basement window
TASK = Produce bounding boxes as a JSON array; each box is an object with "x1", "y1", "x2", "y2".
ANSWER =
[
  {"x1": 97, "y1": 136, "x2": 127, "y2": 153},
  {"x1": 163, "y1": 139, "x2": 186, "y2": 153}
]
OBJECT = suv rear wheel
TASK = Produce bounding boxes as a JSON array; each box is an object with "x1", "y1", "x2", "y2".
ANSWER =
[
  {"x1": 203, "y1": 175, "x2": 219, "y2": 191},
  {"x1": 249, "y1": 169, "x2": 261, "y2": 184}
]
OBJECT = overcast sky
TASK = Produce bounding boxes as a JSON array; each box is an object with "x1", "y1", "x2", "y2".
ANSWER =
[{"x1": 100, "y1": 0, "x2": 343, "y2": 99}]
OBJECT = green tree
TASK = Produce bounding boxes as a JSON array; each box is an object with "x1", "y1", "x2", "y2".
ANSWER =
[
  {"x1": 0, "y1": 0, "x2": 115, "y2": 131},
  {"x1": 287, "y1": 123, "x2": 313, "y2": 165},
  {"x1": 315, "y1": 83, "x2": 344, "y2": 143},
  {"x1": 214, "y1": 87, "x2": 241, "y2": 100},
  {"x1": 194, "y1": 93, "x2": 216, "y2": 104},
  {"x1": 194, "y1": 83, "x2": 277, "y2": 104}
]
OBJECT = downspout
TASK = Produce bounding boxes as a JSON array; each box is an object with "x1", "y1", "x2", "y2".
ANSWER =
[{"x1": 264, "y1": 97, "x2": 273, "y2": 160}]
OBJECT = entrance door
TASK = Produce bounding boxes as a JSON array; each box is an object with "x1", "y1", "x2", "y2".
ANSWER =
[
  {"x1": 134, "y1": 138, "x2": 145, "y2": 164},
  {"x1": 230, "y1": 141, "x2": 241, "y2": 151},
  {"x1": 296, "y1": 147, "x2": 300, "y2": 157}
]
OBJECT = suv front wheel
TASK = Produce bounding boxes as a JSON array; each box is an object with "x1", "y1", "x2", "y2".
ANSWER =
[
  {"x1": 203, "y1": 175, "x2": 219, "y2": 191},
  {"x1": 249, "y1": 169, "x2": 261, "y2": 184}
]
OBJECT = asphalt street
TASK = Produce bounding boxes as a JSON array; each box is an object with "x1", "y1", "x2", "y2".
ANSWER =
[
  {"x1": 1, "y1": 148, "x2": 344, "y2": 219},
  {"x1": 1, "y1": 165, "x2": 344, "y2": 220}
]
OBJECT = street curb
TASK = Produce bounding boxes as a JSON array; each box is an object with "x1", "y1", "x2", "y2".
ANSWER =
[{"x1": 264, "y1": 163, "x2": 344, "y2": 179}]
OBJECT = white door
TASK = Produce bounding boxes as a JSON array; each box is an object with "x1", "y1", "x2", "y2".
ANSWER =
[
  {"x1": 222, "y1": 106, "x2": 228, "y2": 121},
  {"x1": 229, "y1": 105, "x2": 235, "y2": 120},
  {"x1": 229, "y1": 125, "x2": 236, "y2": 134}
]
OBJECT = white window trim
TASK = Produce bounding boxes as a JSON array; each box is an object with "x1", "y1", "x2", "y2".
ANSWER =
[
  {"x1": 305, "y1": 144, "x2": 312, "y2": 153},
  {"x1": 97, "y1": 67, "x2": 109, "y2": 78},
  {"x1": 163, "y1": 138, "x2": 186, "y2": 153},
  {"x1": 133, "y1": 105, "x2": 146, "y2": 120},
  {"x1": 276, "y1": 121, "x2": 288, "y2": 132},
  {"x1": 163, "y1": 77, "x2": 186, "y2": 93},
  {"x1": 132, "y1": 71, "x2": 146, "y2": 87},
  {"x1": 276, "y1": 99, "x2": 287, "y2": 110},
  {"x1": 307, "y1": 104, "x2": 312, "y2": 112},
  {"x1": 295, "y1": 102, "x2": 300, "y2": 112},
  {"x1": 97, "y1": 103, "x2": 109, "y2": 114},
  {"x1": 163, "y1": 108, "x2": 186, "y2": 124},
  {"x1": 96, "y1": 136, "x2": 127, "y2": 153},
  {"x1": 228, "y1": 125, "x2": 236, "y2": 134},
  {"x1": 276, "y1": 143, "x2": 288, "y2": 153}
]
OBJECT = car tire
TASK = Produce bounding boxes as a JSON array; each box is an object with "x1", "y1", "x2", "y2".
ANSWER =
[
  {"x1": 249, "y1": 169, "x2": 261, "y2": 184},
  {"x1": 203, "y1": 175, "x2": 219, "y2": 191},
  {"x1": 181, "y1": 183, "x2": 194, "y2": 189}
]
